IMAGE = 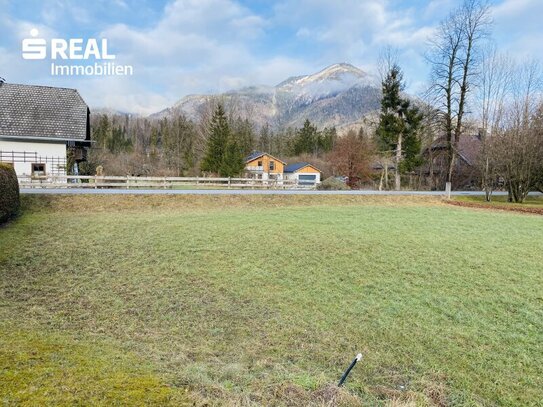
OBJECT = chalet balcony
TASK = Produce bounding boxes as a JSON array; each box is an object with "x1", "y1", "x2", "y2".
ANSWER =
[{"x1": 246, "y1": 165, "x2": 264, "y2": 172}]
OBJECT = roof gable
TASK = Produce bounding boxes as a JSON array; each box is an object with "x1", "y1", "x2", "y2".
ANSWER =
[
  {"x1": 245, "y1": 151, "x2": 286, "y2": 164},
  {"x1": 284, "y1": 162, "x2": 321, "y2": 173},
  {"x1": 0, "y1": 83, "x2": 89, "y2": 141}
]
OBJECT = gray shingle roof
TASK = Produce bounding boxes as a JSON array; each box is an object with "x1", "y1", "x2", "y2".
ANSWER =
[
  {"x1": 0, "y1": 83, "x2": 89, "y2": 141},
  {"x1": 246, "y1": 151, "x2": 265, "y2": 162}
]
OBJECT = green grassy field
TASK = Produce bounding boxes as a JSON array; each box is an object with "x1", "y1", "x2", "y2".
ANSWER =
[
  {"x1": 1, "y1": 195, "x2": 542, "y2": 406},
  {"x1": 455, "y1": 194, "x2": 543, "y2": 207}
]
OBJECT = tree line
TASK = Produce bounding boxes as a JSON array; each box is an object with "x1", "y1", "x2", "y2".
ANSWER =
[
  {"x1": 85, "y1": 105, "x2": 340, "y2": 179},
  {"x1": 84, "y1": 0, "x2": 543, "y2": 202}
]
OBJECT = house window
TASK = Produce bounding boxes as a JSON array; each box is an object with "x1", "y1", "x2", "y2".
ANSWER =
[
  {"x1": 257, "y1": 160, "x2": 263, "y2": 167},
  {"x1": 269, "y1": 161, "x2": 275, "y2": 171},
  {"x1": 32, "y1": 163, "x2": 46, "y2": 176}
]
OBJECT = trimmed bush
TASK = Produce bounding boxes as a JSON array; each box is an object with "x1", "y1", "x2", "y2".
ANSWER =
[
  {"x1": 0, "y1": 163, "x2": 20, "y2": 223},
  {"x1": 317, "y1": 176, "x2": 350, "y2": 190}
]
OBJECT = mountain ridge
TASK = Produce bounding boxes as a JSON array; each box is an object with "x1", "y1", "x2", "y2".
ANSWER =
[{"x1": 99, "y1": 63, "x2": 383, "y2": 131}]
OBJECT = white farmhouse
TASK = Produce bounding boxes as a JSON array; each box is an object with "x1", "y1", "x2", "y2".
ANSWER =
[{"x1": 0, "y1": 82, "x2": 90, "y2": 177}]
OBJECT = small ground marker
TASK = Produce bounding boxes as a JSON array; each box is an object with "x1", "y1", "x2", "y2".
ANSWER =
[{"x1": 338, "y1": 353, "x2": 362, "y2": 386}]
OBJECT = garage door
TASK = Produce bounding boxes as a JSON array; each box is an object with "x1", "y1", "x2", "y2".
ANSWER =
[{"x1": 298, "y1": 174, "x2": 316, "y2": 185}]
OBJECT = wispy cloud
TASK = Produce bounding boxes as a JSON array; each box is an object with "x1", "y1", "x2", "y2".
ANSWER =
[{"x1": 0, "y1": 0, "x2": 542, "y2": 114}]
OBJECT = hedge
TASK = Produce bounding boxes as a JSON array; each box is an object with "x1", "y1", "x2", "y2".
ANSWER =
[
  {"x1": 0, "y1": 163, "x2": 20, "y2": 223},
  {"x1": 316, "y1": 176, "x2": 350, "y2": 191}
]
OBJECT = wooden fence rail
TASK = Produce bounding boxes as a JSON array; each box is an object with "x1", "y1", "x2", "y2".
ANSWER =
[{"x1": 17, "y1": 174, "x2": 312, "y2": 190}]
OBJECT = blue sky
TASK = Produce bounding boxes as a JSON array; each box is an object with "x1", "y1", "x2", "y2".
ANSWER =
[{"x1": 1, "y1": 0, "x2": 542, "y2": 114}]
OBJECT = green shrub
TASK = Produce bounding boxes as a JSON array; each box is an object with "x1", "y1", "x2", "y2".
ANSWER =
[
  {"x1": 0, "y1": 163, "x2": 20, "y2": 223},
  {"x1": 317, "y1": 176, "x2": 350, "y2": 190}
]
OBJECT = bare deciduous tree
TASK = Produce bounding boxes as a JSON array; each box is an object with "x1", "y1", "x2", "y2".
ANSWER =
[
  {"x1": 427, "y1": 0, "x2": 491, "y2": 188},
  {"x1": 477, "y1": 47, "x2": 513, "y2": 200},
  {"x1": 490, "y1": 61, "x2": 543, "y2": 203},
  {"x1": 329, "y1": 129, "x2": 375, "y2": 187}
]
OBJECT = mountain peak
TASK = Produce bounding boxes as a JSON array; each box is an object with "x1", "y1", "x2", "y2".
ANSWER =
[
  {"x1": 316, "y1": 62, "x2": 367, "y2": 77},
  {"x1": 277, "y1": 63, "x2": 377, "y2": 89},
  {"x1": 152, "y1": 63, "x2": 382, "y2": 130}
]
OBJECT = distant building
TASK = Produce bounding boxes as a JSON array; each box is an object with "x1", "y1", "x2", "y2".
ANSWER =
[
  {"x1": 284, "y1": 162, "x2": 321, "y2": 185},
  {"x1": 0, "y1": 82, "x2": 90, "y2": 177},
  {"x1": 420, "y1": 134, "x2": 482, "y2": 190},
  {"x1": 244, "y1": 151, "x2": 321, "y2": 186},
  {"x1": 245, "y1": 151, "x2": 286, "y2": 181}
]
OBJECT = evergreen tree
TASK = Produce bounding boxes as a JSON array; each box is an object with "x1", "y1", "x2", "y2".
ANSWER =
[
  {"x1": 162, "y1": 115, "x2": 197, "y2": 175},
  {"x1": 400, "y1": 107, "x2": 423, "y2": 173},
  {"x1": 274, "y1": 127, "x2": 295, "y2": 157},
  {"x1": 149, "y1": 127, "x2": 159, "y2": 160},
  {"x1": 106, "y1": 125, "x2": 132, "y2": 154},
  {"x1": 219, "y1": 134, "x2": 245, "y2": 177},
  {"x1": 318, "y1": 127, "x2": 337, "y2": 153},
  {"x1": 233, "y1": 117, "x2": 255, "y2": 156},
  {"x1": 376, "y1": 64, "x2": 422, "y2": 190},
  {"x1": 293, "y1": 119, "x2": 318, "y2": 155},
  {"x1": 259, "y1": 123, "x2": 272, "y2": 152},
  {"x1": 92, "y1": 114, "x2": 111, "y2": 149},
  {"x1": 201, "y1": 104, "x2": 230, "y2": 174}
]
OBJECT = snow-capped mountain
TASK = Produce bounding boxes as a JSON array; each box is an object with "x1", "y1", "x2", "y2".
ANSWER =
[
  {"x1": 151, "y1": 63, "x2": 382, "y2": 130},
  {"x1": 277, "y1": 63, "x2": 379, "y2": 102}
]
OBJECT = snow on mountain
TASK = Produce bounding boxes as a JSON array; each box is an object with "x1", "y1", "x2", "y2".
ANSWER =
[
  {"x1": 149, "y1": 63, "x2": 382, "y2": 130},
  {"x1": 278, "y1": 63, "x2": 379, "y2": 102}
]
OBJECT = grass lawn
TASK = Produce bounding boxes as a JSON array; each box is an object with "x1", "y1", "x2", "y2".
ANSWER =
[
  {"x1": 1, "y1": 195, "x2": 542, "y2": 406},
  {"x1": 454, "y1": 194, "x2": 543, "y2": 207}
]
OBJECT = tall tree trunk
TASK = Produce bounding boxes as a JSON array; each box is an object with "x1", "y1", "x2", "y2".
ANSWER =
[
  {"x1": 446, "y1": 149, "x2": 456, "y2": 185},
  {"x1": 483, "y1": 155, "x2": 492, "y2": 202},
  {"x1": 395, "y1": 133, "x2": 402, "y2": 191},
  {"x1": 429, "y1": 149, "x2": 434, "y2": 190},
  {"x1": 384, "y1": 161, "x2": 389, "y2": 190}
]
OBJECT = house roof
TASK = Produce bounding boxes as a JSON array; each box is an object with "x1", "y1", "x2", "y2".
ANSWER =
[
  {"x1": 245, "y1": 151, "x2": 286, "y2": 164},
  {"x1": 424, "y1": 135, "x2": 482, "y2": 166},
  {"x1": 284, "y1": 162, "x2": 321, "y2": 173},
  {"x1": 0, "y1": 83, "x2": 90, "y2": 141}
]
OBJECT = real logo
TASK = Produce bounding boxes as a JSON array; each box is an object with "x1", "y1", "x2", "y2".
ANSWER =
[
  {"x1": 22, "y1": 29, "x2": 116, "y2": 60},
  {"x1": 21, "y1": 29, "x2": 132, "y2": 76}
]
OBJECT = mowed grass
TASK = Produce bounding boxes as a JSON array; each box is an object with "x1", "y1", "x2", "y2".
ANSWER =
[
  {"x1": 455, "y1": 194, "x2": 543, "y2": 207},
  {"x1": 0, "y1": 195, "x2": 542, "y2": 406}
]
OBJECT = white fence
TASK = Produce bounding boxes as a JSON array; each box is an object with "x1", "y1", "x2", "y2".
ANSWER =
[{"x1": 17, "y1": 174, "x2": 312, "y2": 190}]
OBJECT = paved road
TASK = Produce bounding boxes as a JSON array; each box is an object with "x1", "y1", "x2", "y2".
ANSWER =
[{"x1": 20, "y1": 188, "x2": 533, "y2": 196}]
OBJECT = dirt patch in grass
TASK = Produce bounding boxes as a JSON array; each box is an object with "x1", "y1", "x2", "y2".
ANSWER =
[
  {"x1": 447, "y1": 200, "x2": 543, "y2": 215},
  {"x1": 270, "y1": 383, "x2": 360, "y2": 406}
]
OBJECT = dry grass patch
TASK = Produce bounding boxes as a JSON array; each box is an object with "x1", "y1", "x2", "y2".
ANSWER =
[{"x1": 20, "y1": 193, "x2": 445, "y2": 214}]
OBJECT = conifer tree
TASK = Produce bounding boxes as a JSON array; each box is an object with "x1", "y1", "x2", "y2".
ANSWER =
[
  {"x1": 92, "y1": 114, "x2": 111, "y2": 149},
  {"x1": 376, "y1": 64, "x2": 422, "y2": 190},
  {"x1": 219, "y1": 134, "x2": 245, "y2": 177},
  {"x1": 233, "y1": 117, "x2": 255, "y2": 156},
  {"x1": 259, "y1": 123, "x2": 271, "y2": 152},
  {"x1": 201, "y1": 104, "x2": 230, "y2": 174},
  {"x1": 293, "y1": 119, "x2": 318, "y2": 155}
]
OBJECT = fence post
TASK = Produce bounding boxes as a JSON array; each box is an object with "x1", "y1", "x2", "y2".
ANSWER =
[
  {"x1": 228, "y1": 177, "x2": 231, "y2": 188},
  {"x1": 445, "y1": 182, "x2": 452, "y2": 199}
]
